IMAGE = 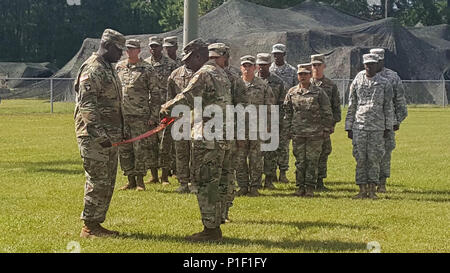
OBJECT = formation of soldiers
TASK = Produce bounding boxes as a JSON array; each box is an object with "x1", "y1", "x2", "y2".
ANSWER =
[{"x1": 74, "y1": 29, "x2": 407, "y2": 241}]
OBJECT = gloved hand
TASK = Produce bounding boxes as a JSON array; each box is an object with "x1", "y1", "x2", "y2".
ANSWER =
[
  {"x1": 347, "y1": 130, "x2": 353, "y2": 140},
  {"x1": 393, "y1": 124, "x2": 400, "y2": 131}
]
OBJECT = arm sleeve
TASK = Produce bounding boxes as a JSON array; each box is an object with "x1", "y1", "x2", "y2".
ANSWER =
[
  {"x1": 384, "y1": 82, "x2": 395, "y2": 130},
  {"x1": 318, "y1": 90, "x2": 334, "y2": 131},
  {"x1": 345, "y1": 79, "x2": 358, "y2": 131},
  {"x1": 393, "y1": 76, "x2": 408, "y2": 125},
  {"x1": 331, "y1": 83, "x2": 342, "y2": 125}
]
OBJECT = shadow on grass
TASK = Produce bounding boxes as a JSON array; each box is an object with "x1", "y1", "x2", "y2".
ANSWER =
[
  {"x1": 239, "y1": 219, "x2": 377, "y2": 231},
  {"x1": 120, "y1": 232, "x2": 367, "y2": 252},
  {"x1": 0, "y1": 159, "x2": 83, "y2": 176}
]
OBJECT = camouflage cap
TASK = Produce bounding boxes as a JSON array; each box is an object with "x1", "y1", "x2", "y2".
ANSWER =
[
  {"x1": 101, "y1": 29, "x2": 126, "y2": 50},
  {"x1": 370, "y1": 48, "x2": 385, "y2": 60},
  {"x1": 271, "y1": 43, "x2": 286, "y2": 54},
  {"x1": 297, "y1": 63, "x2": 312, "y2": 74},
  {"x1": 256, "y1": 53, "x2": 271, "y2": 65},
  {"x1": 208, "y1": 43, "x2": 229, "y2": 58},
  {"x1": 311, "y1": 54, "x2": 325, "y2": 64},
  {"x1": 163, "y1": 36, "x2": 178, "y2": 47},
  {"x1": 240, "y1": 55, "x2": 256, "y2": 65},
  {"x1": 148, "y1": 36, "x2": 163, "y2": 46},
  {"x1": 125, "y1": 39, "x2": 141, "y2": 49},
  {"x1": 363, "y1": 53, "x2": 379, "y2": 64},
  {"x1": 182, "y1": 38, "x2": 208, "y2": 61}
]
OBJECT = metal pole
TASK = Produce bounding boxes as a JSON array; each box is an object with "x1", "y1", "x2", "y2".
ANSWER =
[
  {"x1": 50, "y1": 78, "x2": 54, "y2": 113},
  {"x1": 183, "y1": 0, "x2": 199, "y2": 48},
  {"x1": 443, "y1": 79, "x2": 446, "y2": 107},
  {"x1": 385, "y1": 0, "x2": 388, "y2": 18},
  {"x1": 341, "y1": 80, "x2": 345, "y2": 107}
]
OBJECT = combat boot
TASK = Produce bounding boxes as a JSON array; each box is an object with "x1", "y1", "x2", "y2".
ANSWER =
[
  {"x1": 377, "y1": 178, "x2": 387, "y2": 193},
  {"x1": 185, "y1": 226, "x2": 222, "y2": 242},
  {"x1": 304, "y1": 185, "x2": 315, "y2": 198},
  {"x1": 247, "y1": 187, "x2": 260, "y2": 197},
  {"x1": 176, "y1": 183, "x2": 190, "y2": 193},
  {"x1": 236, "y1": 187, "x2": 249, "y2": 196},
  {"x1": 161, "y1": 168, "x2": 170, "y2": 185},
  {"x1": 279, "y1": 170, "x2": 289, "y2": 183},
  {"x1": 120, "y1": 175, "x2": 137, "y2": 190},
  {"x1": 263, "y1": 175, "x2": 276, "y2": 190},
  {"x1": 367, "y1": 183, "x2": 379, "y2": 200},
  {"x1": 316, "y1": 178, "x2": 330, "y2": 192},
  {"x1": 352, "y1": 184, "x2": 368, "y2": 199},
  {"x1": 80, "y1": 222, "x2": 119, "y2": 238},
  {"x1": 136, "y1": 175, "x2": 145, "y2": 191},
  {"x1": 146, "y1": 168, "x2": 160, "y2": 184},
  {"x1": 293, "y1": 187, "x2": 305, "y2": 197}
]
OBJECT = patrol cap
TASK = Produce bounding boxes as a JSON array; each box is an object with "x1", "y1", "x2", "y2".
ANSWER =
[
  {"x1": 208, "y1": 43, "x2": 229, "y2": 58},
  {"x1": 148, "y1": 36, "x2": 163, "y2": 46},
  {"x1": 182, "y1": 38, "x2": 208, "y2": 62},
  {"x1": 163, "y1": 36, "x2": 178, "y2": 47},
  {"x1": 256, "y1": 53, "x2": 271, "y2": 65},
  {"x1": 240, "y1": 55, "x2": 256, "y2": 65},
  {"x1": 363, "y1": 53, "x2": 379, "y2": 64},
  {"x1": 125, "y1": 39, "x2": 141, "y2": 49},
  {"x1": 297, "y1": 63, "x2": 312, "y2": 74},
  {"x1": 101, "y1": 29, "x2": 126, "y2": 50},
  {"x1": 271, "y1": 44, "x2": 286, "y2": 54},
  {"x1": 311, "y1": 54, "x2": 325, "y2": 64},
  {"x1": 370, "y1": 48, "x2": 385, "y2": 60}
]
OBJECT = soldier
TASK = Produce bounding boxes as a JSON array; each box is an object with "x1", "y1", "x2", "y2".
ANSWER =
[
  {"x1": 74, "y1": 29, "x2": 125, "y2": 238},
  {"x1": 163, "y1": 36, "x2": 182, "y2": 67},
  {"x1": 370, "y1": 48, "x2": 408, "y2": 193},
  {"x1": 255, "y1": 53, "x2": 286, "y2": 190},
  {"x1": 269, "y1": 43, "x2": 297, "y2": 183},
  {"x1": 115, "y1": 39, "x2": 162, "y2": 191},
  {"x1": 282, "y1": 65, "x2": 333, "y2": 198},
  {"x1": 345, "y1": 54, "x2": 394, "y2": 199},
  {"x1": 160, "y1": 42, "x2": 232, "y2": 242},
  {"x1": 235, "y1": 55, "x2": 275, "y2": 197},
  {"x1": 167, "y1": 39, "x2": 209, "y2": 194},
  {"x1": 145, "y1": 36, "x2": 178, "y2": 184},
  {"x1": 310, "y1": 54, "x2": 341, "y2": 191}
]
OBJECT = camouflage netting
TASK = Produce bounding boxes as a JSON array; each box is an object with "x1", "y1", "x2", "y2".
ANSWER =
[{"x1": 5, "y1": 0, "x2": 449, "y2": 104}]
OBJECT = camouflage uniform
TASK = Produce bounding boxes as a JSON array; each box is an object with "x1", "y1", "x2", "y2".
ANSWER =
[
  {"x1": 378, "y1": 67, "x2": 408, "y2": 180},
  {"x1": 145, "y1": 54, "x2": 178, "y2": 171},
  {"x1": 345, "y1": 70, "x2": 394, "y2": 185},
  {"x1": 115, "y1": 58, "x2": 162, "y2": 176},
  {"x1": 311, "y1": 76, "x2": 341, "y2": 179},
  {"x1": 235, "y1": 61, "x2": 275, "y2": 190},
  {"x1": 167, "y1": 64, "x2": 195, "y2": 186},
  {"x1": 283, "y1": 83, "x2": 333, "y2": 189},
  {"x1": 74, "y1": 50, "x2": 124, "y2": 223},
  {"x1": 161, "y1": 59, "x2": 233, "y2": 229}
]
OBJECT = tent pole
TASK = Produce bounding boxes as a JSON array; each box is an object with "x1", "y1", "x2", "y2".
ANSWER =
[{"x1": 183, "y1": 0, "x2": 199, "y2": 48}]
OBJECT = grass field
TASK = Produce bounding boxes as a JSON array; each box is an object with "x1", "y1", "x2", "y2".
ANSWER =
[{"x1": 0, "y1": 99, "x2": 449, "y2": 253}]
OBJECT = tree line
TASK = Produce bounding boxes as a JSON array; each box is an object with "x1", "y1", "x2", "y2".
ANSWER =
[{"x1": 0, "y1": 0, "x2": 448, "y2": 68}]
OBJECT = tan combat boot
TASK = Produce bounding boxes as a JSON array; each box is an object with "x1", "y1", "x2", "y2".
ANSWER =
[
  {"x1": 236, "y1": 187, "x2": 249, "y2": 196},
  {"x1": 120, "y1": 175, "x2": 137, "y2": 190},
  {"x1": 293, "y1": 187, "x2": 305, "y2": 197},
  {"x1": 186, "y1": 226, "x2": 223, "y2": 242},
  {"x1": 146, "y1": 168, "x2": 160, "y2": 184},
  {"x1": 279, "y1": 170, "x2": 289, "y2": 183},
  {"x1": 377, "y1": 178, "x2": 387, "y2": 193},
  {"x1": 136, "y1": 175, "x2": 145, "y2": 191},
  {"x1": 161, "y1": 168, "x2": 170, "y2": 185},
  {"x1": 352, "y1": 184, "x2": 368, "y2": 199},
  {"x1": 263, "y1": 175, "x2": 276, "y2": 190},
  {"x1": 368, "y1": 183, "x2": 379, "y2": 199},
  {"x1": 80, "y1": 222, "x2": 119, "y2": 238},
  {"x1": 316, "y1": 178, "x2": 330, "y2": 192},
  {"x1": 304, "y1": 185, "x2": 315, "y2": 198},
  {"x1": 247, "y1": 187, "x2": 260, "y2": 197}
]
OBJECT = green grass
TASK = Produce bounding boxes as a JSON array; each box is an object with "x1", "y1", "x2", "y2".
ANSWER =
[{"x1": 0, "y1": 99, "x2": 449, "y2": 253}]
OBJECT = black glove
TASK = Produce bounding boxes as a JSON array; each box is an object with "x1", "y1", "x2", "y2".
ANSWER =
[
  {"x1": 393, "y1": 124, "x2": 400, "y2": 131},
  {"x1": 347, "y1": 130, "x2": 353, "y2": 140},
  {"x1": 99, "y1": 139, "x2": 112, "y2": 148}
]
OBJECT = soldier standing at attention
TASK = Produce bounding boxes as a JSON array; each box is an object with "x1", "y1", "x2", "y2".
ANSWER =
[
  {"x1": 160, "y1": 42, "x2": 232, "y2": 242},
  {"x1": 115, "y1": 39, "x2": 162, "y2": 191},
  {"x1": 370, "y1": 48, "x2": 408, "y2": 193},
  {"x1": 255, "y1": 53, "x2": 286, "y2": 190},
  {"x1": 145, "y1": 36, "x2": 178, "y2": 185},
  {"x1": 282, "y1": 64, "x2": 333, "y2": 198},
  {"x1": 345, "y1": 54, "x2": 394, "y2": 199},
  {"x1": 74, "y1": 29, "x2": 125, "y2": 238},
  {"x1": 167, "y1": 39, "x2": 209, "y2": 194},
  {"x1": 235, "y1": 55, "x2": 275, "y2": 197},
  {"x1": 163, "y1": 36, "x2": 182, "y2": 67},
  {"x1": 269, "y1": 43, "x2": 297, "y2": 183},
  {"x1": 310, "y1": 54, "x2": 341, "y2": 191}
]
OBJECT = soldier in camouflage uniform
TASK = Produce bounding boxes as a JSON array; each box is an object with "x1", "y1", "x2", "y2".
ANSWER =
[
  {"x1": 310, "y1": 54, "x2": 341, "y2": 191},
  {"x1": 160, "y1": 42, "x2": 232, "y2": 242},
  {"x1": 145, "y1": 36, "x2": 179, "y2": 184},
  {"x1": 345, "y1": 54, "x2": 395, "y2": 199},
  {"x1": 282, "y1": 65, "x2": 333, "y2": 198},
  {"x1": 163, "y1": 36, "x2": 182, "y2": 67},
  {"x1": 235, "y1": 55, "x2": 275, "y2": 197},
  {"x1": 115, "y1": 39, "x2": 162, "y2": 192},
  {"x1": 74, "y1": 29, "x2": 125, "y2": 238},
  {"x1": 167, "y1": 39, "x2": 208, "y2": 194},
  {"x1": 255, "y1": 53, "x2": 286, "y2": 190},
  {"x1": 370, "y1": 48, "x2": 408, "y2": 193},
  {"x1": 270, "y1": 43, "x2": 297, "y2": 183}
]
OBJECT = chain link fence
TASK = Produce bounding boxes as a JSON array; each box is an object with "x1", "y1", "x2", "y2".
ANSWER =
[{"x1": 0, "y1": 77, "x2": 448, "y2": 112}]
